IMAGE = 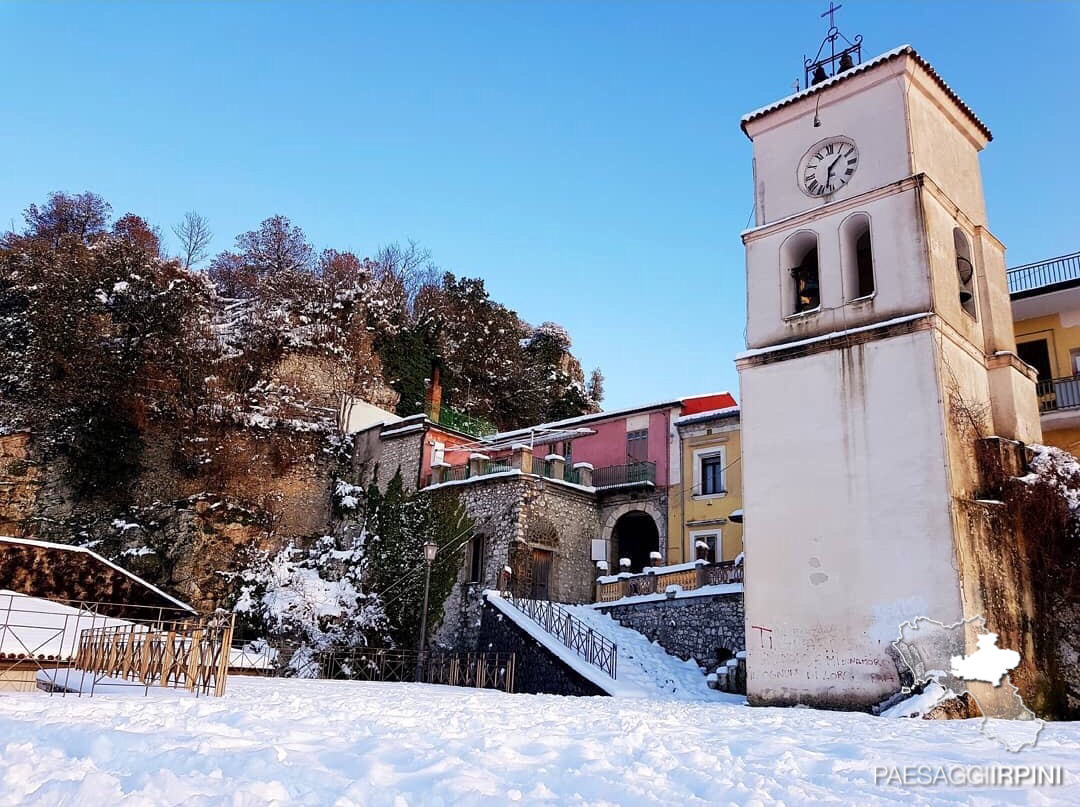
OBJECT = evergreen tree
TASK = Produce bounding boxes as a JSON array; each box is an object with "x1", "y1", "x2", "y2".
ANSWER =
[{"x1": 366, "y1": 471, "x2": 470, "y2": 648}]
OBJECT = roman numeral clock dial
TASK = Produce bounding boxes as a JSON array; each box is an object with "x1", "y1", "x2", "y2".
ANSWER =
[{"x1": 798, "y1": 136, "x2": 859, "y2": 197}]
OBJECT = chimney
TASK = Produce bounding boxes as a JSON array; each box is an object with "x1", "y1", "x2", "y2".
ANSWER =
[{"x1": 425, "y1": 365, "x2": 443, "y2": 423}]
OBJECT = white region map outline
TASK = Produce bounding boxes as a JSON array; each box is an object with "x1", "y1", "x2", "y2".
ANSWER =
[{"x1": 892, "y1": 615, "x2": 1044, "y2": 753}]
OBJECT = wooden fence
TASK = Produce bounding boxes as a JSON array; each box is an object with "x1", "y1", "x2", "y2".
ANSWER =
[
  {"x1": 73, "y1": 613, "x2": 235, "y2": 697},
  {"x1": 595, "y1": 560, "x2": 743, "y2": 603}
]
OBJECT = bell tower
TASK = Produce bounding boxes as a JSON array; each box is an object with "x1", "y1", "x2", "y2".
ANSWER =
[{"x1": 736, "y1": 16, "x2": 1041, "y2": 709}]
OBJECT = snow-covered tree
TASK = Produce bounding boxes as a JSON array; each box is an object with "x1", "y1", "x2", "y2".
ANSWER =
[{"x1": 235, "y1": 532, "x2": 388, "y2": 677}]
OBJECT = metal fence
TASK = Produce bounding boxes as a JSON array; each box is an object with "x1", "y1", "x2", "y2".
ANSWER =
[
  {"x1": 230, "y1": 643, "x2": 516, "y2": 693},
  {"x1": 498, "y1": 591, "x2": 617, "y2": 679},
  {"x1": 0, "y1": 592, "x2": 207, "y2": 695},
  {"x1": 1007, "y1": 251, "x2": 1080, "y2": 295}
]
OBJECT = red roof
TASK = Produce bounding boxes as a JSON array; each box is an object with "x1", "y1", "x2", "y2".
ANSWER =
[{"x1": 679, "y1": 392, "x2": 738, "y2": 416}]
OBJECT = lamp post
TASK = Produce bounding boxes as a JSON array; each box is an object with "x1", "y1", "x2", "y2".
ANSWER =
[{"x1": 415, "y1": 539, "x2": 438, "y2": 682}]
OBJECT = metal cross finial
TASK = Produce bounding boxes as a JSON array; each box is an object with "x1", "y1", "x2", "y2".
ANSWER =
[{"x1": 821, "y1": 1, "x2": 842, "y2": 28}]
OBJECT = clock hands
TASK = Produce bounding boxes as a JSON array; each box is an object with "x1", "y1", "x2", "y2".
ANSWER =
[{"x1": 824, "y1": 152, "x2": 845, "y2": 188}]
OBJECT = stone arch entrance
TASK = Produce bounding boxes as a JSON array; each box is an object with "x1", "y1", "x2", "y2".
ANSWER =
[
  {"x1": 610, "y1": 510, "x2": 660, "y2": 573},
  {"x1": 600, "y1": 502, "x2": 665, "y2": 572}
]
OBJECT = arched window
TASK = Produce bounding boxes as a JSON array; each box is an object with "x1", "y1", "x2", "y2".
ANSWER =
[
  {"x1": 780, "y1": 231, "x2": 820, "y2": 316},
  {"x1": 840, "y1": 213, "x2": 875, "y2": 300},
  {"x1": 954, "y1": 227, "x2": 977, "y2": 318}
]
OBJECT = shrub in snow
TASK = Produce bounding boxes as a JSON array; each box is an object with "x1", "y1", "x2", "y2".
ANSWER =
[
  {"x1": 619, "y1": 557, "x2": 631, "y2": 569},
  {"x1": 235, "y1": 533, "x2": 387, "y2": 677},
  {"x1": 334, "y1": 479, "x2": 364, "y2": 512},
  {"x1": 595, "y1": 560, "x2": 608, "y2": 571}
]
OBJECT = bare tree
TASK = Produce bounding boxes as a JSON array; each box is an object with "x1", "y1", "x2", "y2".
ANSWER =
[{"x1": 173, "y1": 211, "x2": 213, "y2": 269}]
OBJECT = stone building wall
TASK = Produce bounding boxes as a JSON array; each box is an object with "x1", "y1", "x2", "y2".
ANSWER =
[
  {"x1": 432, "y1": 475, "x2": 604, "y2": 650},
  {"x1": 374, "y1": 428, "x2": 426, "y2": 492},
  {"x1": 477, "y1": 602, "x2": 607, "y2": 696},
  {"x1": 597, "y1": 590, "x2": 745, "y2": 670},
  {"x1": 521, "y1": 482, "x2": 601, "y2": 604}
]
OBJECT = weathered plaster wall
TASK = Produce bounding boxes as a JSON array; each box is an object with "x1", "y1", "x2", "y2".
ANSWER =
[{"x1": 740, "y1": 327, "x2": 963, "y2": 709}]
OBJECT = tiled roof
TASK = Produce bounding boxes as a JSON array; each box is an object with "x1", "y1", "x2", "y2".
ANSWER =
[{"x1": 740, "y1": 45, "x2": 992, "y2": 142}]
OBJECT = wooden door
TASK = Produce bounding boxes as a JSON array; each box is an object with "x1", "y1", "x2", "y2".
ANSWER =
[{"x1": 530, "y1": 549, "x2": 552, "y2": 600}]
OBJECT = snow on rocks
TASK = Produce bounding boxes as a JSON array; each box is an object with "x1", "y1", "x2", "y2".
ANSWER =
[
  {"x1": 1019, "y1": 443, "x2": 1080, "y2": 512},
  {"x1": 1, "y1": 677, "x2": 1078, "y2": 806}
]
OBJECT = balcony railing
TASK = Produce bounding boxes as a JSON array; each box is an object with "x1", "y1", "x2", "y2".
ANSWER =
[
  {"x1": 424, "y1": 458, "x2": 651, "y2": 489},
  {"x1": 1036, "y1": 376, "x2": 1080, "y2": 413},
  {"x1": 592, "y1": 461, "x2": 656, "y2": 489},
  {"x1": 596, "y1": 560, "x2": 743, "y2": 604},
  {"x1": 1007, "y1": 252, "x2": 1080, "y2": 296}
]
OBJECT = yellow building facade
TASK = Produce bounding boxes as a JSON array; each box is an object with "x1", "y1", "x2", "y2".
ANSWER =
[
  {"x1": 1010, "y1": 252, "x2": 1080, "y2": 454},
  {"x1": 667, "y1": 408, "x2": 743, "y2": 565}
]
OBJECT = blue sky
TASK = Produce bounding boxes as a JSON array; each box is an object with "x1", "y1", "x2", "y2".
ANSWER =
[{"x1": 3, "y1": 2, "x2": 1078, "y2": 410}]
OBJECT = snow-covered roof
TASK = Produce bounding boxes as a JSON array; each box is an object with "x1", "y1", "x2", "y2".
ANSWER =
[
  {"x1": 0, "y1": 535, "x2": 195, "y2": 613},
  {"x1": 484, "y1": 392, "x2": 737, "y2": 444},
  {"x1": 674, "y1": 406, "x2": 741, "y2": 427},
  {"x1": 740, "y1": 45, "x2": 992, "y2": 142}
]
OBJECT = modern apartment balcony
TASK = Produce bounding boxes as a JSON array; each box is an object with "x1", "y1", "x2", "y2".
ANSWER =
[
  {"x1": 1007, "y1": 252, "x2": 1080, "y2": 298},
  {"x1": 1034, "y1": 375, "x2": 1080, "y2": 435}
]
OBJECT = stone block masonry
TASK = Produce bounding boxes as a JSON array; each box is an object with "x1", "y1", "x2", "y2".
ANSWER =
[
  {"x1": 477, "y1": 602, "x2": 607, "y2": 696},
  {"x1": 597, "y1": 590, "x2": 745, "y2": 671}
]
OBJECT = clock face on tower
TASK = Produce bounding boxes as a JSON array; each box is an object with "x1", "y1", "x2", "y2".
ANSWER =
[{"x1": 798, "y1": 136, "x2": 859, "y2": 197}]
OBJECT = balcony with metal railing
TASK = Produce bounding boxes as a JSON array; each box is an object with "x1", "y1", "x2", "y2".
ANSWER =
[
  {"x1": 1036, "y1": 376, "x2": 1080, "y2": 414},
  {"x1": 591, "y1": 461, "x2": 656, "y2": 489},
  {"x1": 423, "y1": 455, "x2": 653, "y2": 491},
  {"x1": 1007, "y1": 252, "x2": 1080, "y2": 297}
]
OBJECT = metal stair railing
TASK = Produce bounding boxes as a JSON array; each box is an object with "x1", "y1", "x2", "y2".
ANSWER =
[{"x1": 498, "y1": 591, "x2": 617, "y2": 679}]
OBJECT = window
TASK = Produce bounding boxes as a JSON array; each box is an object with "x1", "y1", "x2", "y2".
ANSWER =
[
  {"x1": 627, "y1": 429, "x2": 648, "y2": 462},
  {"x1": 468, "y1": 536, "x2": 485, "y2": 583},
  {"x1": 692, "y1": 531, "x2": 720, "y2": 563},
  {"x1": 781, "y1": 231, "x2": 821, "y2": 317},
  {"x1": 562, "y1": 440, "x2": 573, "y2": 466},
  {"x1": 840, "y1": 213, "x2": 875, "y2": 300},
  {"x1": 701, "y1": 455, "x2": 725, "y2": 495},
  {"x1": 954, "y1": 227, "x2": 977, "y2": 318}
]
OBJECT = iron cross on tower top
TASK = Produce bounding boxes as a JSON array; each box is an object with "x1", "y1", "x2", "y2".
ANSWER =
[{"x1": 821, "y1": 2, "x2": 842, "y2": 29}]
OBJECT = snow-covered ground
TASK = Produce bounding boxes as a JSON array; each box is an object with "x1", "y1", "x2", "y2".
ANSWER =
[{"x1": 0, "y1": 678, "x2": 1077, "y2": 806}]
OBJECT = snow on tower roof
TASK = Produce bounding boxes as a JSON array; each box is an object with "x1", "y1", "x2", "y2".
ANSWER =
[{"x1": 740, "y1": 45, "x2": 992, "y2": 142}]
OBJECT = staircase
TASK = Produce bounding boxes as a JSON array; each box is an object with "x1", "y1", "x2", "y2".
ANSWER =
[{"x1": 485, "y1": 591, "x2": 728, "y2": 701}]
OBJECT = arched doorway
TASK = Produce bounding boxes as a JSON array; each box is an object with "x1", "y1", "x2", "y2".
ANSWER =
[{"x1": 612, "y1": 511, "x2": 659, "y2": 573}]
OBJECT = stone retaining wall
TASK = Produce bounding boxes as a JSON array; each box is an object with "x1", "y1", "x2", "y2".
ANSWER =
[
  {"x1": 477, "y1": 601, "x2": 607, "y2": 696},
  {"x1": 597, "y1": 590, "x2": 745, "y2": 671}
]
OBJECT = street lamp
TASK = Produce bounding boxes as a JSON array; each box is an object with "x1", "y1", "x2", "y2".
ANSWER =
[{"x1": 416, "y1": 540, "x2": 438, "y2": 682}]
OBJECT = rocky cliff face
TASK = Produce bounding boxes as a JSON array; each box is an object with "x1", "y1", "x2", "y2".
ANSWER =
[{"x1": 0, "y1": 422, "x2": 353, "y2": 613}]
